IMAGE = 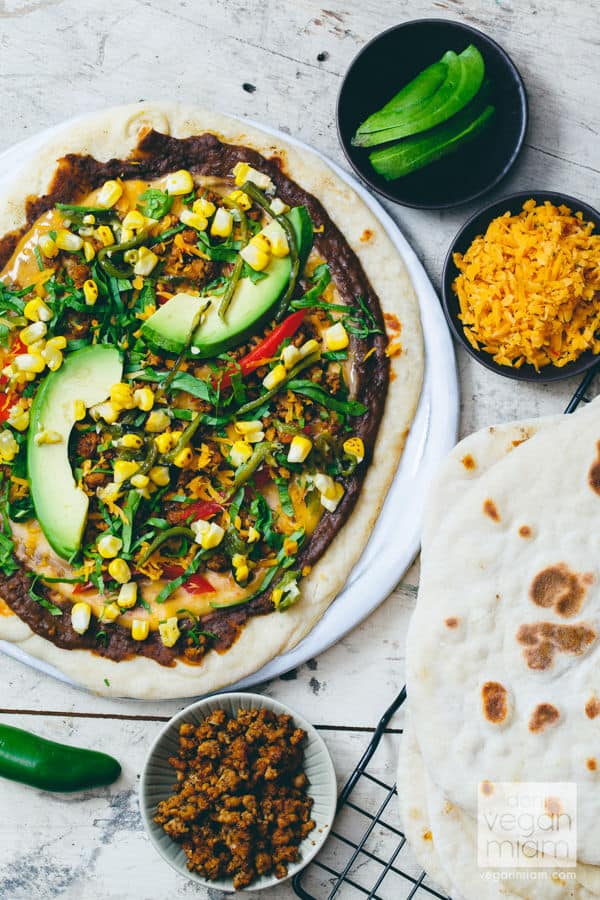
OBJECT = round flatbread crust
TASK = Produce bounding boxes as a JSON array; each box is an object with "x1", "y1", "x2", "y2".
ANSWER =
[{"x1": 0, "y1": 103, "x2": 423, "y2": 698}]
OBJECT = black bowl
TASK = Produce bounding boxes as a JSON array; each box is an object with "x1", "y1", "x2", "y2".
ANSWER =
[
  {"x1": 337, "y1": 19, "x2": 528, "y2": 209},
  {"x1": 442, "y1": 191, "x2": 600, "y2": 382}
]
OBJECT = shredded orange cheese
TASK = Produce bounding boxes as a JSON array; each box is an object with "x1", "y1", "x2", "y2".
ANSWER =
[{"x1": 452, "y1": 200, "x2": 600, "y2": 370}]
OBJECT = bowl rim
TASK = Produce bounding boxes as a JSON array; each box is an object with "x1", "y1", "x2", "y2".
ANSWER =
[
  {"x1": 139, "y1": 690, "x2": 338, "y2": 893},
  {"x1": 441, "y1": 189, "x2": 600, "y2": 382},
  {"x1": 336, "y1": 17, "x2": 529, "y2": 210}
]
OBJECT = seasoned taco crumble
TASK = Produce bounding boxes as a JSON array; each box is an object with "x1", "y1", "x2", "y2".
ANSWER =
[{"x1": 0, "y1": 130, "x2": 392, "y2": 667}]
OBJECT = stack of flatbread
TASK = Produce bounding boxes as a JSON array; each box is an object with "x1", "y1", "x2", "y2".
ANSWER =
[{"x1": 401, "y1": 397, "x2": 600, "y2": 899}]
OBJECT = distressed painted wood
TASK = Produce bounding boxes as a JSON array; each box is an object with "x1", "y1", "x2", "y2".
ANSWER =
[{"x1": 0, "y1": 0, "x2": 598, "y2": 896}]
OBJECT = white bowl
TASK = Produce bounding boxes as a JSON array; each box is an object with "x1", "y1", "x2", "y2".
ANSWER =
[{"x1": 139, "y1": 691, "x2": 337, "y2": 892}]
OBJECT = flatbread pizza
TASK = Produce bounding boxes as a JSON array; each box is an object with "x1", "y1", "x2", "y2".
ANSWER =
[{"x1": 0, "y1": 103, "x2": 423, "y2": 698}]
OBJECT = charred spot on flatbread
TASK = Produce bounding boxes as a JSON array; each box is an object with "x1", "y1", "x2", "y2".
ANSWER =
[
  {"x1": 585, "y1": 697, "x2": 600, "y2": 719},
  {"x1": 544, "y1": 795, "x2": 563, "y2": 815},
  {"x1": 587, "y1": 758, "x2": 598, "y2": 771},
  {"x1": 529, "y1": 703, "x2": 560, "y2": 733},
  {"x1": 516, "y1": 621, "x2": 596, "y2": 670},
  {"x1": 588, "y1": 440, "x2": 600, "y2": 495},
  {"x1": 529, "y1": 563, "x2": 591, "y2": 617},
  {"x1": 483, "y1": 499, "x2": 500, "y2": 522},
  {"x1": 480, "y1": 780, "x2": 494, "y2": 796},
  {"x1": 519, "y1": 525, "x2": 532, "y2": 538},
  {"x1": 445, "y1": 617, "x2": 459, "y2": 628},
  {"x1": 461, "y1": 454, "x2": 476, "y2": 470},
  {"x1": 481, "y1": 681, "x2": 509, "y2": 724}
]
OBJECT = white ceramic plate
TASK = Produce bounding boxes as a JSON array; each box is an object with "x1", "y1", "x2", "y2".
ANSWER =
[
  {"x1": 139, "y1": 692, "x2": 337, "y2": 892},
  {"x1": 0, "y1": 112, "x2": 459, "y2": 694}
]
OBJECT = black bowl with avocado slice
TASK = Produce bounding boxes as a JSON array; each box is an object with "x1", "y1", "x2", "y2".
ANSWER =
[{"x1": 337, "y1": 19, "x2": 528, "y2": 209}]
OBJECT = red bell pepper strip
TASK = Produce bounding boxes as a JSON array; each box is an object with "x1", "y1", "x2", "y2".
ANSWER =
[
  {"x1": 220, "y1": 309, "x2": 309, "y2": 389},
  {"x1": 159, "y1": 565, "x2": 215, "y2": 594},
  {"x1": 0, "y1": 391, "x2": 13, "y2": 425},
  {"x1": 186, "y1": 500, "x2": 223, "y2": 521},
  {"x1": 183, "y1": 573, "x2": 216, "y2": 594},
  {"x1": 72, "y1": 581, "x2": 94, "y2": 594}
]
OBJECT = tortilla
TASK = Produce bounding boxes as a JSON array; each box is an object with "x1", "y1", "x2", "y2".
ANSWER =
[
  {"x1": 401, "y1": 412, "x2": 600, "y2": 896},
  {"x1": 403, "y1": 717, "x2": 597, "y2": 900},
  {"x1": 406, "y1": 396, "x2": 600, "y2": 866},
  {"x1": 0, "y1": 103, "x2": 423, "y2": 698}
]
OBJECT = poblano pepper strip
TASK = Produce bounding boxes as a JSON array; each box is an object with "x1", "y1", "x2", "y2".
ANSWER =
[
  {"x1": 97, "y1": 230, "x2": 149, "y2": 279},
  {"x1": 209, "y1": 563, "x2": 281, "y2": 610},
  {"x1": 285, "y1": 379, "x2": 367, "y2": 416},
  {"x1": 227, "y1": 442, "x2": 281, "y2": 497},
  {"x1": 161, "y1": 302, "x2": 210, "y2": 393},
  {"x1": 137, "y1": 526, "x2": 196, "y2": 566},
  {"x1": 218, "y1": 196, "x2": 250, "y2": 321},
  {"x1": 233, "y1": 351, "x2": 321, "y2": 418},
  {"x1": 240, "y1": 181, "x2": 299, "y2": 321}
]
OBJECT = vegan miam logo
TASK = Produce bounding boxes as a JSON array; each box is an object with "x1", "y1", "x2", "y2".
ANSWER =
[{"x1": 477, "y1": 782, "x2": 577, "y2": 870}]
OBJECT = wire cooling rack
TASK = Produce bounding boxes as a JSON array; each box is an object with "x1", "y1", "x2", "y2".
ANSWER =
[{"x1": 292, "y1": 364, "x2": 600, "y2": 900}]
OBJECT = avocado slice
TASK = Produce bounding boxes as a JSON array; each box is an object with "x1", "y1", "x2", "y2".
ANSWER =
[
  {"x1": 369, "y1": 96, "x2": 495, "y2": 180},
  {"x1": 28, "y1": 345, "x2": 122, "y2": 560},
  {"x1": 141, "y1": 205, "x2": 313, "y2": 357},
  {"x1": 353, "y1": 58, "x2": 448, "y2": 143},
  {"x1": 353, "y1": 45, "x2": 485, "y2": 147}
]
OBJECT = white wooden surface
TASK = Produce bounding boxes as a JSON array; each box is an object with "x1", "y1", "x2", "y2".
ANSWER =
[{"x1": 0, "y1": 0, "x2": 599, "y2": 897}]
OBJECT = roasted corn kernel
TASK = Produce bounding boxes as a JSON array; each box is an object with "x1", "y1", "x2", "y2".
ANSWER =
[
  {"x1": 173, "y1": 446, "x2": 194, "y2": 468},
  {"x1": 287, "y1": 434, "x2": 312, "y2": 463},
  {"x1": 117, "y1": 582, "x2": 138, "y2": 609},
  {"x1": 165, "y1": 169, "x2": 194, "y2": 196},
  {"x1": 55, "y1": 229, "x2": 83, "y2": 252},
  {"x1": 97, "y1": 534, "x2": 123, "y2": 559},
  {"x1": 110, "y1": 382, "x2": 135, "y2": 410},
  {"x1": 119, "y1": 433, "x2": 144, "y2": 450},
  {"x1": 149, "y1": 465, "x2": 170, "y2": 486},
  {"x1": 131, "y1": 618, "x2": 150, "y2": 641},
  {"x1": 83, "y1": 241, "x2": 96, "y2": 262},
  {"x1": 240, "y1": 242, "x2": 269, "y2": 272},
  {"x1": 230, "y1": 440, "x2": 253, "y2": 468},
  {"x1": 210, "y1": 207, "x2": 233, "y2": 238},
  {"x1": 343, "y1": 436, "x2": 365, "y2": 463},
  {"x1": 41, "y1": 345, "x2": 63, "y2": 371},
  {"x1": 191, "y1": 519, "x2": 225, "y2": 550},
  {"x1": 19, "y1": 322, "x2": 47, "y2": 345},
  {"x1": 133, "y1": 247, "x2": 158, "y2": 276},
  {"x1": 83, "y1": 279, "x2": 98, "y2": 306},
  {"x1": 122, "y1": 209, "x2": 146, "y2": 231},
  {"x1": 113, "y1": 459, "x2": 140, "y2": 483},
  {"x1": 159, "y1": 616, "x2": 180, "y2": 648},
  {"x1": 38, "y1": 234, "x2": 58, "y2": 259},
  {"x1": 108, "y1": 558, "x2": 131, "y2": 584},
  {"x1": 100, "y1": 602, "x2": 121, "y2": 623},
  {"x1": 133, "y1": 387, "x2": 154, "y2": 412},
  {"x1": 263, "y1": 364, "x2": 286, "y2": 390},
  {"x1": 24, "y1": 298, "x2": 52, "y2": 322},
  {"x1": 179, "y1": 209, "x2": 208, "y2": 231},
  {"x1": 96, "y1": 225, "x2": 115, "y2": 246},
  {"x1": 14, "y1": 353, "x2": 45, "y2": 374},
  {"x1": 193, "y1": 197, "x2": 217, "y2": 217},
  {"x1": 145, "y1": 410, "x2": 171, "y2": 432},
  {"x1": 96, "y1": 180, "x2": 123, "y2": 208},
  {"x1": 323, "y1": 322, "x2": 349, "y2": 351},
  {"x1": 71, "y1": 602, "x2": 91, "y2": 635},
  {"x1": 0, "y1": 430, "x2": 19, "y2": 461}
]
